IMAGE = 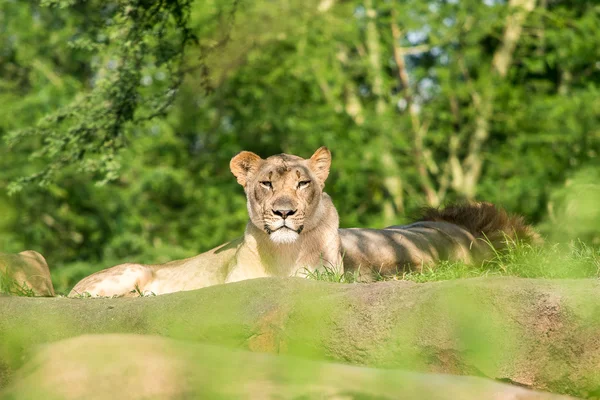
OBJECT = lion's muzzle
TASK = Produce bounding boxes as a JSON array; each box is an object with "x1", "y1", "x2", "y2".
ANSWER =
[{"x1": 264, "y1": 217, "x2": 304, "y2": 243}]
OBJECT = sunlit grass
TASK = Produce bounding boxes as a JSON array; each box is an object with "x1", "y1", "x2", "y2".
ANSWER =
[
  {"x1": 304, "y1": 238, "x2": 600, "y2": 284},
  {"x1": 391, "y1": 260, "x2": 501, "y2": 283},
  {"x1": 301, "y1": 265, "x2": 360, "y2": 283},
  {"x1": 389, "y1": 240, "x2": 600, "y2": 283},
  {"x1": 483, "y1": 239, "x2": 600, "y2": 278}
]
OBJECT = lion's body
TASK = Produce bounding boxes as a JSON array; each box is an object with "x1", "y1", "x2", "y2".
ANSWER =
[
  {"x1": 340, "y1": 222, "x2": 483, "y2": 276},
  {"x1": 341, "y1": 202, "x2": 541, "y2": 277},
  {"x1": 70, "y1": 149, "x2": 342, "y2": 297},
  {"x1": 71, "y1": 198, "x2": 341, "y2": 297},
  {"x1": 69, "y1": 149, "x2": 539, "y2": 298},
  {"x1": 0, "y1": 250, "x2": 55, "y2": 296},
  {"x1": 70, "y1": 240, "x2": 238, "y2": 297}
]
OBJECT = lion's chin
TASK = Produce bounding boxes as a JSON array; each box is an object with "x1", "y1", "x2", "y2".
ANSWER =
[{"x1": 269, "y1": 228, "x2": 300, "y2": 244}]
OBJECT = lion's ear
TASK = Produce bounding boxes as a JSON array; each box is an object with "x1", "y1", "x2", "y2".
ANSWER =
[
  {"x1": 230, "y1": 151, "x2": 263, "y2": 186},
  {"x1": 309, "y1": 146, "x2": 331, "y2": 186}
]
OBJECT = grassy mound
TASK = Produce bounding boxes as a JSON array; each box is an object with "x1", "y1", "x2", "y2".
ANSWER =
[
  {"x1": 1, "y1": 334, "x2": 573, "y2": 400},
  {"x1": 1, "y1": 277, "x2": 599, "y2": 397}
]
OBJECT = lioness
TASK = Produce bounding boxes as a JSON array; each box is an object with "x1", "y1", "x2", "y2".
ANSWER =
[
  {"x1": 70, "y1": 147, "x2": 342, "y2": 297},
  {"x1": 70, "y1": 147, "x2": 538, "y2": 297},
  {"x1": 0, "y1": 250, "x2": 55, "y2": 296}
]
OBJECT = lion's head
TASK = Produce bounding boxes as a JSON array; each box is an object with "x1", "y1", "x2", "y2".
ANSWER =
[{"x1": 230, "y1": 147, "x2": 332, "y2": 244}]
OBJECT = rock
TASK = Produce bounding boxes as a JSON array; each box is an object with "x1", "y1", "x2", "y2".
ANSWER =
[
  {"x1": 1, "y1": 277, "x2": 599, "y2": 397},
  {"x1": 0, "y1": 251, "x2": 54, "y2": 297},
  {"x1": 1, "y1": 334, "x2": 575, "y2": 400}
]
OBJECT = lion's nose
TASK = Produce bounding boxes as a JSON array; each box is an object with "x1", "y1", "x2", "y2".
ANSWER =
[{"x1": 272, "y1": 209, "x2": 297, "y2": 219}]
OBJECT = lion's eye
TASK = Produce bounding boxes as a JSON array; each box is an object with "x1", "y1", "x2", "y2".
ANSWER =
[
  {"x1": 260, "y1": 181, "x2": 272, "y2": 189},
  {"x1": 297, "y1": 180, "x2": 311, "y2": 189}
]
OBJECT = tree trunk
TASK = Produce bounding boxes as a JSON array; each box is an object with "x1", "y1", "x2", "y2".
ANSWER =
[
  {"x1": 454, "y1": 0, "x2": 537, "y2": 199},
  {"x1": 492, "y1": 0, "x2": 538, "y2": 78},
  {"x1": 363, "y1": 0, "x2": 405, "y2": 219},
  {"x1": 364, "y1": 0, "x2": 386, "y2": 115},
  {"x1": 390, "y1": 14, "x2": 439, "y2": 206}
]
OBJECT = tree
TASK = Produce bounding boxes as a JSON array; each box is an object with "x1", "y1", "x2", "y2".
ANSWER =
[
  {"x1": 4, "y1": 0, "x2": 238, "y2": 192},
  {"x1": 1, "y1": 0, "x2": 598, "y2": 292}
]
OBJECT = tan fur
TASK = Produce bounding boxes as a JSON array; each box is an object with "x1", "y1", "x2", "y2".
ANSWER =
[
  {"x1": 341, "y1": 202, "x2": 541, "y2": 277},
  {"x1": 417, "y1": 202, "x2": 542, "y2": 248},
  {"x1": 0, "y1": 250, "x2": 55, "y2": 296},
  {"x1": 69, "y1": 147, "x2": 342, "y2": 297},
  {"x1": 69, "y1": 148, "x2": 540, "y2": 297}
]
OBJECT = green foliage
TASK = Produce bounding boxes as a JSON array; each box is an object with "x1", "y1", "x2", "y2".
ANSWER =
[
  {"x1": 0, "y1": 0, "x2": 599, "y2": 292},
  {"x1": 4, "y1": 0, "x2": 237, "y2": 192},
  {"x1": 539, "y1": 167, "x2": 600, "y2": 245}
]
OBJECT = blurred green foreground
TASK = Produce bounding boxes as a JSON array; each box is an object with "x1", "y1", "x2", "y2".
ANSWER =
[{"x1": 1, "y1": 277, "x2": 598, "y2": 398}]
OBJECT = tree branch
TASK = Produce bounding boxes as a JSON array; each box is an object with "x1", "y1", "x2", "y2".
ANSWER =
[
  {"x1": 364, "y1": 0, "x2": 386, "y2": 115},
  {"x1": 492, "y1": 0, "x2": 537, "y2": 77},
  {"x1": 390, "y1": 12, "x2": 439, "y2": 206}
]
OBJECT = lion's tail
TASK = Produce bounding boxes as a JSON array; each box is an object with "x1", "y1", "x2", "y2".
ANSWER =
[{"x1": 418, "y1": 202, "x2": 542, "y2": 250}]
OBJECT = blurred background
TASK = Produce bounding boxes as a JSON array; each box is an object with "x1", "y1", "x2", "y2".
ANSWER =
[{"x1": 0, "y1": 0, "x2": 598, "y2": 293}]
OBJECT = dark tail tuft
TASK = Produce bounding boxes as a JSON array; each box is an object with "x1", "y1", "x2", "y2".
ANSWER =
[{"x1": 418, "y1": 202, "x2": 541, "y2": 249}]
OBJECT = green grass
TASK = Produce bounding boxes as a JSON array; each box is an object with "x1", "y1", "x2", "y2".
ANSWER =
[
  {"x1": 398, "y1": 240, "x2": 600, "y2": 283},
  {"x1": 301, "y1": 265, "x2": 361, "y2": 283},
  {"x1": 305, "y1": 239, "x2": 600, "y2": 284},
  {"x1": 481, "y1": 239, "x2": 600, "y2": 278},
  {"x1": 6, "y1": 238, "x2": 600, "y2": 297}
]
